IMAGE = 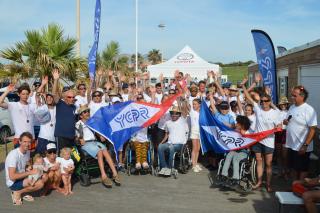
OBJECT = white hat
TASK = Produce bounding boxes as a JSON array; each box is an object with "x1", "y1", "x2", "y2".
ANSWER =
[
  {"x1": 46, "y1": 143, "x2": 56, "y2": 151},
  {"x1": 112, "y1": 97, "x2": 121, "y2": 103}
]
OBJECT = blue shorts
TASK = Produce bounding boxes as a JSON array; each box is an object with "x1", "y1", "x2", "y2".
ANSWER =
[
  {"x1": 251, "y1": 143, "x2": 274, "y2": 154},
  {"x1": 9, "y1": 179, "x2": 24, "y2": 191},
  {"x1": 82, "y1": 141, "x2": 106, "y2": 159}
]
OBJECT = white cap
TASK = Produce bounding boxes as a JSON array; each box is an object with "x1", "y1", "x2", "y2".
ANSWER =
[
  {"x1": 46, "y1": 143, "x2": 57, "y2": 151},
  {"x1": 112, "y1": 97, "x2": 121, "y2": 103}
]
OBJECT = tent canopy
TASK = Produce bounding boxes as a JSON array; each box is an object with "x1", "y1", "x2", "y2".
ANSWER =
[{"x1": 148, "y1": 45, "x2": 221, "y2": 80}]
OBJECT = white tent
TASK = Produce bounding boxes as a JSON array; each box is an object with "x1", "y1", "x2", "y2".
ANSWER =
[{"x1": 147, "y1": 45, "x2": 221, "y2": 80}]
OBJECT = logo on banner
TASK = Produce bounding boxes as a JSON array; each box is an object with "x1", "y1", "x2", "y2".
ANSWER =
[
  {"x1": 202, "y1": 125, "x2": 254, "y2": 150},
  {"x1": 109, "y1": 103, "x2": 160, "y2": 133}
]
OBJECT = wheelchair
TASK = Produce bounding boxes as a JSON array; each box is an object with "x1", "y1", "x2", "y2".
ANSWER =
[
  {"x1": 154, "y1": 141, "x2": 192, "y2": 179},
  {"x1": 72, "y1": 144, "x2": 112, "y2": 187},
  {"x1": 214, "y1": 151, "x2": 257, "y2": 192},
  {"x1": 124, "y1": 140, "x2": 155, "y2": 176}
]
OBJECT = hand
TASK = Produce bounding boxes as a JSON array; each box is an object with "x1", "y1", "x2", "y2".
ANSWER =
[
  {"x1": 7, "y1": 84, "x2": 15, "y2": 92},
  {"x1": 174, "y1": 70, "x2": 180, "y2": 79},
  {"x1": 120, "y1": 75, "x2": 126, "y2": 82},
  {"x1": 283, "y1": 119, "x2": 289, "y2": 125},
  {"x1": 265, "y1": 86, "x2": 271, "y2": 95},
  {"x1": 241, "y1": 76, "x2": 248, "y2": 86},
  {"x1": 299, "y1": 145, "x2": 307, "y2": 155},
  {"x1": 255, "y1": 73, "x2": 262, "y2": 83},
  {"x1": 52, "y1": 68, "x2": 60, "y2": 80},
  {"x1": 79, "y1": 138, "x2": 85, "y2": 146},
  {"x1": 97, "y1": 68, "x2": 103, "y2": 76},
  {"x1": 41, "y1": 76, "x2": 48, "y2": 85},
  {"x1": 207, "y1": 70, "x2": 212, "y2": 78},
  {"x1": 108, "y1": 70, "x2": 113, "y2": 77}
]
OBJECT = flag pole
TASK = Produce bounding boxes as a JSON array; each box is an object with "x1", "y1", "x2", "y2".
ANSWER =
[
  {"x1": 76, "y1": 0, "x2": 81, "y2": 57},
  {"x1": 135, "y1": 0, "x2": 138, "y2": 72}
]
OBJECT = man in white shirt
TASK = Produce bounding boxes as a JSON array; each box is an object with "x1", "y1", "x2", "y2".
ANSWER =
[
  {"x1": 5, "y1": 132, "x2": 46, "y2": 205},
  {"x1": 0, "y1": 84, "x2": 36, "y2": 149},
  {"x1": 284, "y1": 85, "x2": 317, "y2": 180},
  {"x1": 155, "y1": 83, "x2": 163, "y2": 104},
  {"x1": 158, "y1": 106, "x2": 189, "y2": 176}
]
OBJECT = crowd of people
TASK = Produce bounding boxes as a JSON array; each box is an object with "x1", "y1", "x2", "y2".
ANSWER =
[{"x1": 1, "y1": 68, "x2": 319, "y2": 212}]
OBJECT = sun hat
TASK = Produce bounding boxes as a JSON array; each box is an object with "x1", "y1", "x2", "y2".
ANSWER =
[
  {"x1": 278, "y1": 96, "x2": 289, "y2": 105},
  {"x1": 169, "y1": 106, "x2": 181, "y2": 113},
  {"x1": 112, "y1": 97, "x2": 121, "y2": 103},
  {"x1": 229, "y1": 85, "x2": 238, "y2": 91},
  {"x1": 77, "y1": 104, "x2": 90, "y2": 115}
]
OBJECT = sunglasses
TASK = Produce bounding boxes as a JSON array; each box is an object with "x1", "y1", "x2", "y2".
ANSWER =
[
  {"x1": 48, "y1": 151, "x2": 56, "y2": 154},
  {"x1": 260, "y1": 99, "x2": 270, "y2": 103},
  {"x1": 79, "y1": 87, "x2": 86, "y2": 90},
  {"x1": 170, "y1": 112, "x2": 180, "y2": 116},
  {"x1": 82, "y1": 110, "x2": 90, "y2": 114},
  {"x1": 67, "y1": 96, "x2": 75, "y2": 99},
  {"x1": 169, "y1": 92, "x2": 175, "y2": 95},
  {"x1": 93, "y1": 94, "x2": 101, "y2": 97}
]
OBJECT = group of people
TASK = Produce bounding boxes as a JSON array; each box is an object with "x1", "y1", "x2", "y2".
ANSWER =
[{"x1": 1, "y1": 68, "x2": 319, "y2": 212}]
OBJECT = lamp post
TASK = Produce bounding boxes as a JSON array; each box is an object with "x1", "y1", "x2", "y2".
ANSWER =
[
  {"x1": 158, "y1": 23, "x2": 165, "y2": 62},
  {"x1": 76, "y1": 0, "x2": 81, "y2": 57},
  {"x1": 135, "y1": 0, "x2": 138, "y2": 72}
]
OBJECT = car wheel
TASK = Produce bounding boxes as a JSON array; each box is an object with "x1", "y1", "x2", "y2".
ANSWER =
[{"x1": 0, "y1": 126, "x2": 11, "y2": 144}]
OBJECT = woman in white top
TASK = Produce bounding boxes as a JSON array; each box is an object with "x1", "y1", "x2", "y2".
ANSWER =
[
  {"x1": 88, "y1": 90, "x2": 108, "y2": 117},
  {"x1": 242, "y1": 84, "x2": 281, "y2": 192},
  {"x1": 76, "y1": 105, "x2": 120, "y2": 187},
  {"x1": 190, "y1": 98, "x2": 202, "y2": 173},
  {"x1": 36, "y1": 93, "x2": 57, "y2": 154}
]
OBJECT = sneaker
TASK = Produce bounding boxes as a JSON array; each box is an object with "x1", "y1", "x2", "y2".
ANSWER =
[
  {"x1": 117, "y1": 164, "x2": 125, "y2": 173},
  {"x1": 158, "y1": 168, "x2": 166, "y2": 175},
  {"x1": 196, "y1": 164, "x2": 203, "y2": 171},
  {"x1": 135, "y1": 162, "x2": 141, "y2": 170},
  {"x1": 192, "y1": 166, "x2": 200, "y2": 173},
  {"x1": 142, "y1": 162, "x2": 149, "y2": 170},
  {"x1": 164, "y1": 168, "x2": 172, "y2": 176}
]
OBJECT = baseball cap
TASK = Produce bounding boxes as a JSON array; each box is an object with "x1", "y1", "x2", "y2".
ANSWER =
[{"x1": 46, "y1": 143, "x2": 57, "y2": 152}]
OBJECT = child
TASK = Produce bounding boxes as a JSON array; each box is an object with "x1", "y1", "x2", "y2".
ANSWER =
[
  {"x1": 57, "y1": 147, "x2": 74, "y2": 195},
  {"x1": 219, "y1": 115, "x2": 252, "y2": 188},
  {"x1": 27, "y1": 154, "x2": 48, "y2": 186}
]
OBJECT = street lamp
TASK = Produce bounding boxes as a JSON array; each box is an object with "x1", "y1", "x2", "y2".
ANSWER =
[
  {"x1": 135, "y1": 0, "x2": 138, "y2": 72},
  {"x1": 158, "y1": 23, "x2": 165, "y2": 62}
]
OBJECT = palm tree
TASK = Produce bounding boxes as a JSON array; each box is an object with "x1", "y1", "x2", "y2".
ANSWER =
[
  {"x1": 0, "y1": 23, "x2": 87, "y2": 81},
  {"x1": 147, "y1": 49, "x2": 162, "y2": 64}
]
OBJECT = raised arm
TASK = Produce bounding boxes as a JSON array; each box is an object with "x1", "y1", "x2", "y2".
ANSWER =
[
  {"x1": 209, "y1": 92, "x2": 217, "y2": 113},
  {"x1": 236, "y1": 91, "x2": 243, "y2": 115},
  {"x1": 0, "y1": 84, "x2": 15, "y2": 109},
  {"x1": 52, "y1": 68, "x2": 61, "y2": 103},
  {"x1": 37, "y1": 76, "x2": 48, "y2": 93},
  {"x1": 212, "y1": 71, "x2": 225, "y2": 96},
  {"x1": 241, "y1": 78, "x2": 255, "y2": 105}
]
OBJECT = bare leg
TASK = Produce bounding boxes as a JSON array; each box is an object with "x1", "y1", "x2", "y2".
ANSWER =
[
  {"x1": 68, "y1": 175, "x2": 73, "y2": 194},
  {"x1": 61, "y1": 175, "x2": 69, "y2": 195},
  {"x1": 265, "y1": 153, "x2": 273, "y2": 191},
  {"x1": 302, "y1": 190, "x2": 320, "y2": 213},
  {"x1": 253, "y1": 152, "x2": 263, "y2": 188},
  {"x1": 192, "y1": 139, "x2": 200, "y2": 167},
  {"x1": 13, "y1": 179, "x2": 45, "y2": 201},
  {"x1": 97, "y1": 151, "x2": 107, "y2": 179},
  {"x1": 102, "y1": 149, "x2": 118, "y2": 176}
]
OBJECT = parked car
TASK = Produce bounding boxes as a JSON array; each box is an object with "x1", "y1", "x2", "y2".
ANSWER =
[{"x1": 0, "y1": 92, "x2": 19, "y2": 144}]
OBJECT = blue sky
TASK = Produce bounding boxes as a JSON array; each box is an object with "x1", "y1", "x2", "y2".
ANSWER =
[{"x1": 0, "y1": 0, "x2": 319, "y2": 63}]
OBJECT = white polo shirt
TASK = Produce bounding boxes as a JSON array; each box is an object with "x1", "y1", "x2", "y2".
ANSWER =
[{"x1": 164, "y1": 117, "x2": 189, "y2": 144}]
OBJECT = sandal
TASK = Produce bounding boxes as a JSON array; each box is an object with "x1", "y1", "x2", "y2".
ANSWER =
[
  {"x1": 101, "y1": 177, "x2": 112, "y2": 188},
  {"x1": 252, "y1": 183, "x2": 262, "y2": 190},
  {"x1": 11, "y1": 192, "x2": 22, "y2": 206},
  {"x1": 266, "y1": 184, "x2": 273, "y2": 193},
  {"x1": 22, "y1": 195, "x2": 34, "y2": 202},
  {"x1": 113, "y1": 175, "x2": 121, "y2": 186}
]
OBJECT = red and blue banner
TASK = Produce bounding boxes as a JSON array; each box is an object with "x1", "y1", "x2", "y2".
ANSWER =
[
  {"x1": 251, "y1": 29, "x2": 277, "y2": 103},
  {"x1": 88, "y1": 0, "x2": 101, "y2": 80},
  {"x1": 199, "y1": 102, "x2": 280, "y2": 153},
  {"x1": 86, "y1": 93, "x2": 180, "y2": 157}
]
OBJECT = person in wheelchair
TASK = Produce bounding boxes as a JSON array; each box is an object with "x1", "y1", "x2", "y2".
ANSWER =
[
  {"x1": 75, "y1": 105, "x2": 120, "y2": 188},
  {"x1": 158, "y1": 106, "x2": 189, "y2": 176},
  {"x1": 219, "y1": 115, "x2": 252, "y2": 188},
  {"x1": 131, "y1": 127, "x2": 150, "y2": 170}
]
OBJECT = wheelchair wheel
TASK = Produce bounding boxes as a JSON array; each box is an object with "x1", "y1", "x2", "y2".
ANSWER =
[
  {"x1": 173, "y1": 169, "x2": 178, "y2": 179},
  {"x1": 179, "y1": 144, "x2": 191, "y2": 174},
  {"x1": 250, "y1": 157, "x2": 257, "y2": 184},
  {"x1": 239, "y1": 180, "x2": 253, "y2": 192},
  {"x1": 79, "y1": 173, "x2": 91, "y2": 187},
  {"x1": 125, "y1": 144, "x2": 132, "y2": 176}
]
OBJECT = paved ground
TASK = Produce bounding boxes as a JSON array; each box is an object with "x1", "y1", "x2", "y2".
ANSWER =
[{"x1": 0, "y1": 162, "x2": 299, "y2": 213}]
